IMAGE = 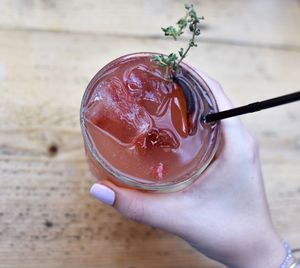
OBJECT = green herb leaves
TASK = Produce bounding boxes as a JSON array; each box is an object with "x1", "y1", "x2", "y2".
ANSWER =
[
  {"x1": 161, "y1": 17, "x2": 187, "y2": 40},
  {"x1": 152, "y1": 53, "x2": 178, "y2": 67},
  {"x1": 152, "y1": 4, "x2": 204, "y2": 73}
]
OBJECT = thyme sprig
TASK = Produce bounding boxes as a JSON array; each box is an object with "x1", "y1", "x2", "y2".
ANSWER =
[{"x1": 152, "y1": 4, "x2": 204, "y2": 73}]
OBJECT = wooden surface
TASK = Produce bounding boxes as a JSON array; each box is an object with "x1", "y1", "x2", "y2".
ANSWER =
[{"x1": 0, "y1": 1, "x2": 300, "y2": 267}]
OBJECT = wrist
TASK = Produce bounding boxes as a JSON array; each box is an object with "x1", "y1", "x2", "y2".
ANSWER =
[{"x1": 227, "y1": 229, "x2": 286, "y2": 268}]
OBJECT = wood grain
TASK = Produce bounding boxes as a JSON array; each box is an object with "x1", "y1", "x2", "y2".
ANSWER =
[
  {"x1": 0, "y1": 0, "x2": 300, "y2": 49},
  {"x1": 0, "y1": 1, "x2": 300, "y2": 267}
]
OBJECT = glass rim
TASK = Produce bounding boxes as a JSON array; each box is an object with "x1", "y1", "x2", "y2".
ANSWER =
[{"x1": 80, "y1": 52, "x2": 221, "y2": 192}]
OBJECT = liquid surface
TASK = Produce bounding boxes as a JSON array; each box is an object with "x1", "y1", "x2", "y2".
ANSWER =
[{"x1": 83, "y1": 55, "x2": 217, "y2": 183}]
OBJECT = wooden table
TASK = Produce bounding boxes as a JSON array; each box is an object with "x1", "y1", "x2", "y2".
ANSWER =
[{"x1": 0, "y1": 1, "x2": 299, "y2": 267}]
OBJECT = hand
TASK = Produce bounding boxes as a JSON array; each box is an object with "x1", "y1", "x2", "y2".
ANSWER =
[{"x1": 90, "y1": 72, "x2": 286, "y2": 268}]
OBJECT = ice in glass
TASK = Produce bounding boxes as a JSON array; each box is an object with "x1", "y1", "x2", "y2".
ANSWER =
[{"x1": 80, "y1": 53, "x2": 221, "y2": 191}]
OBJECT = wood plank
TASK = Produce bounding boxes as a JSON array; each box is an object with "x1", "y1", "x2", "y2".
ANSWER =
[
  {"x1": 0, "y1": 28, "x2": 300, "y2": 267},
  {"x1": 0, "y1": 0, "x2": 300, "y2": 48}
]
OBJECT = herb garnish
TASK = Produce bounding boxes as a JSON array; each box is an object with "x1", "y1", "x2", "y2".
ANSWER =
[{"x1": 152, "y1": 4, "x2": 204, "y2": 74}]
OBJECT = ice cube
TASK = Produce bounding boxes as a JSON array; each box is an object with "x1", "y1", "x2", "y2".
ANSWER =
[
  {"x1": 126, "y1": 68, "x2": 144, "y2": 98},
  {"x1": 134, "y1": 127, "x2": 179, "y2": 154},
  {"x1": 146, "y1": 128, "x2": 179, "y2": 149},
  {"x1": 125, "y1": 64, "x2": 177, "y2": 116},
  {"x1": 85, "y1": 77, "x2": 151, "y2": 145}
]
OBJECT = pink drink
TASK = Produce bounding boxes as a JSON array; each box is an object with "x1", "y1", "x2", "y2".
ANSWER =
[{"x1": 80, "y1": 53, "x2": 221, "y2": 191}]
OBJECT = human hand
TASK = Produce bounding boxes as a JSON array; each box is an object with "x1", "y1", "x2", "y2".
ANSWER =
[{"x1": 90, "y1": 72, "x2": 286, "y2": 268}]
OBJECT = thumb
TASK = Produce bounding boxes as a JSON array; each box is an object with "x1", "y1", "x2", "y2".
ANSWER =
[{"x1": 89, "y1": 182, "x2": 173, "y2": 228}]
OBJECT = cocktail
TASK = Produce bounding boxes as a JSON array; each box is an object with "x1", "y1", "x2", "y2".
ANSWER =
[{"x1": 80, "y1": 52, "x2": 221, "y2": 191}]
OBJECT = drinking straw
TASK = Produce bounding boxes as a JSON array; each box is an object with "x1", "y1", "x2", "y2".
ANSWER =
[{"x1": 203, "y1": 91, "x2": 300, "y2": 123}]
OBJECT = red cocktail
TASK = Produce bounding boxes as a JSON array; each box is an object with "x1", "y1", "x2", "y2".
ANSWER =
[{"x1": 80, "y1": 53, "x2": 221, "y2": 191}]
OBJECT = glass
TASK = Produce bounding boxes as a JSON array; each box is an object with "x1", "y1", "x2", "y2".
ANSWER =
[{"x1": 80, "y1": 52, "x2": 221, "y2": 192}]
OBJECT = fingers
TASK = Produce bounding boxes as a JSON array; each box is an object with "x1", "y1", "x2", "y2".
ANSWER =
[
  {"x1": 197, "y1": 70, "x2": 234, "y2": 112},
  {"x1": 196, "y1": 69, "x2": 251, "y2": 145},
  {"x1": 198, "y1": 71, "x2": 255, "y2": 157},
  {"x1": 104, "y1": 181, "x2": 152, "y2": 223},
  {"x1": 90, "y1": 182, "x2": 174, "y2": 229},
  {"x1": 90, "y1": 183, "x2": 115, "y2": 206}
]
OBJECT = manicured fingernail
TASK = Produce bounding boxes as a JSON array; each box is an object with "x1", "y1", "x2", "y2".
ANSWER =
[{"x1": 90, "y1": 184, "x2": 115, "y2": 206}]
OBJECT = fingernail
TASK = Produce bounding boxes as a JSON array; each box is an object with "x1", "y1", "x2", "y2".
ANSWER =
[{"x1": 90, "y1": 184, "x2": 115, "y2": 206}]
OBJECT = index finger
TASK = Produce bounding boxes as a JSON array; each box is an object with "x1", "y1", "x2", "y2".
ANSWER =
[{"x1": 196, "y1": 69, "x2": 249, "y2": 144}]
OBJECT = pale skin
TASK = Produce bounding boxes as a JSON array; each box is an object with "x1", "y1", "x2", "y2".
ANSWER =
[{"x1": 90, "y1": 73, "x2": 298, "y2": 268}]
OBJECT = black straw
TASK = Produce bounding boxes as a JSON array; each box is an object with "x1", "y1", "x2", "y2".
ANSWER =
[{"x1": 203, "y1": 91, "x2": 300, "y2": 123}]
